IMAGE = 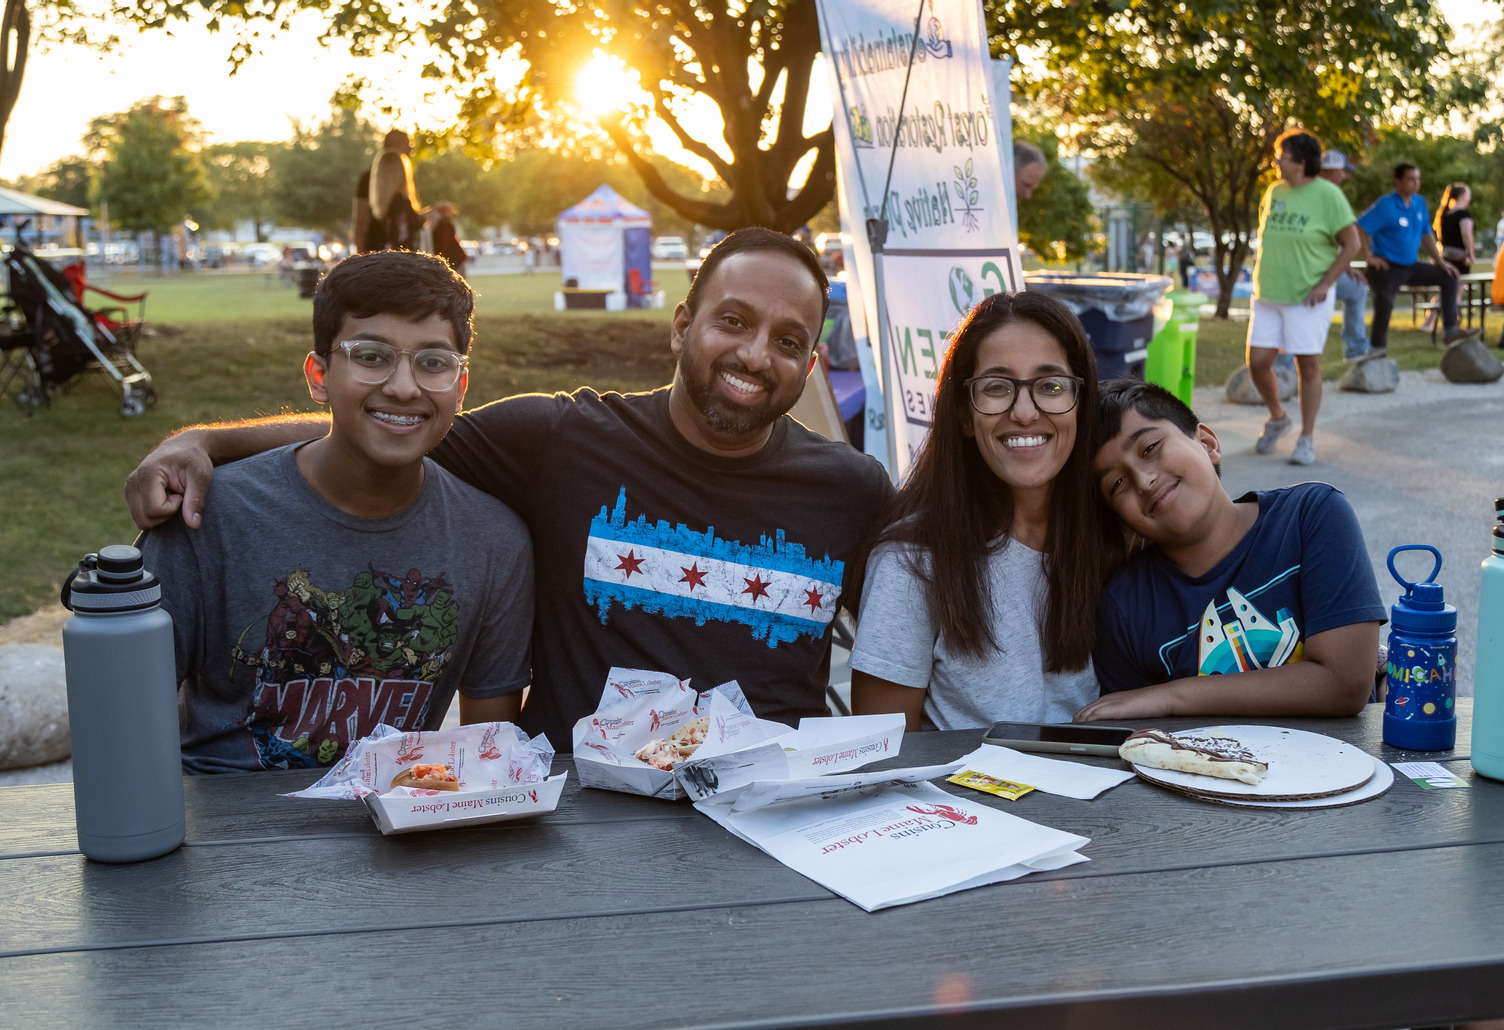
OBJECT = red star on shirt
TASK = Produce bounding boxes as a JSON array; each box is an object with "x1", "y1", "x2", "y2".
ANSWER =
[
  {"x1": 742, "y1": 574, "x2": 771, "y2": 602},
  {"x1": 802, "y1": 588, "x2": 824, "y2": 613},
  {"x1": 679, "y1": 563, "x2": 707, "y2": 591},
  {"x1": 615, "y1": 550, "x2": 644, "y2": 579}
]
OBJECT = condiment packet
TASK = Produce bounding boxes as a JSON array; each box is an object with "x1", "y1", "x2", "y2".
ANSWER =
[
  {"x1": 952, "y1": 744, "x2": 1135, "y2": 800},
  {"x1": 948, "y1": 769, "x2": 1035, "y2": 800}
]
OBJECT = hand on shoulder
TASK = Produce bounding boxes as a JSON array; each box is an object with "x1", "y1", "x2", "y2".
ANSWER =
[{"x1": 126, "y1": 429, "x2": 215, "y2": 530}]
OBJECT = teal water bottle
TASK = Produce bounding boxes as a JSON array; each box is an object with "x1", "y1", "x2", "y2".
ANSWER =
[
  {"x1": 1382, "y1": 545, "x2": 1457, "y2": 751},
  {"x1": 1471, "y1": 499, "x2": 1504, "y2": 780}
]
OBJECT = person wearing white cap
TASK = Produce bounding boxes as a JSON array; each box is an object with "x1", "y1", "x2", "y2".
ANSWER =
[{"x1": 1318, "y1": 150, "x2": 1375, "y2": 361}]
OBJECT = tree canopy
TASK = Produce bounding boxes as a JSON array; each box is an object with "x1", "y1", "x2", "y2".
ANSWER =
[
  {"x1": 114, "y1": 0, "x2": 833, "y2": 234},
  {"x1": 266, "y1": 106, "x2": 374, "y2": 240},
  {"x1": 1012, "y1": 129, "x2": 1096, "y2": 263},
  {"x1": 992, "y1": 0, "x2": 1457, "y2": 314},
  {"x1": 201, "y1": 141, "x2": 275, "y2": 240},
  {"x1": 85, "y1": 95, "x2": 208, "y2": 237}
]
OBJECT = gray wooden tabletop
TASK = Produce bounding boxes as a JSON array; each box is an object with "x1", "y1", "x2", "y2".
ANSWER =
[{"x1": 2, "y1": 703, "x2": 1501, "y2": 1030}]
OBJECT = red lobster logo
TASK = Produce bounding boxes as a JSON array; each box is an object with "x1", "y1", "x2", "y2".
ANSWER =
[
  {"x1": 478, "y1": 724, "x2": 502, "y2": 761},
  {"x1": 528, "y1": 790, "x2": 539, "y2": 804},
  {"x1": 395, "y1": 734, "x2": 424, "y2": 766},
  {"x1": 905, "y1": 803, "x2": 978, "y2": 825},
  {"x1": 613, "y1": 681, "x2": 636, "y2": 700},
  {"x1": 649, "y1": 709, "x2": 662, "y2": 732},
  {"x1": 579, "y1": 741, "x2": 613, "y2": 756}
]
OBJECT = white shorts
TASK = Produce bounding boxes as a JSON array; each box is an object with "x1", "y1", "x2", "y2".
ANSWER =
[{"x1": 1247, "y1": 294, "x2": 1338, "y2": 355}]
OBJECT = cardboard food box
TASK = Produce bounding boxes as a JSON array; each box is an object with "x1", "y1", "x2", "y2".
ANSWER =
[
  {"x1": 572, "y1": 670, "x2": 906, "y2": 801},
  {"x1": 572, "y1": 669, "x2": 784, "y2": 800},
  {"x1": 285, "y1": 721, "x2": 563, "y2": 835},
  {"x1": 364, "y1": 773, "x2": 568, "y2": 835}
]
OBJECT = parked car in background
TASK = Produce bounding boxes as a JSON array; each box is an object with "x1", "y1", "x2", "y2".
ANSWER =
[
  {"x1": 815, "y1": 232, "x2": 848, "y2": 274},
  {"x1": 240, "y1": 242, "x2": 280, "y2": 266},
  {"x1": 651, "y1": 235, "x2": 689, "y2": 261},
  {"x1": 698, "y1": 230, "x2": 728, "y2": 260}
]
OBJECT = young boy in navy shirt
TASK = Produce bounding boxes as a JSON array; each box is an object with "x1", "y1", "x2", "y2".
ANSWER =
[{"x1": 1077, "y1": 381, "x2": 1384, "y2": 721}]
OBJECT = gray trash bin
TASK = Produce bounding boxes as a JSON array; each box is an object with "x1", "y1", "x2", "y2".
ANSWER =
[{"x1": 1024, "y1": 271, "x2": 1174, "y2": 379}]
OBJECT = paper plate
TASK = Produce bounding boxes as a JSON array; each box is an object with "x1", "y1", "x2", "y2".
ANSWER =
[
  {"x1": 1208, "y1": 755, "x2": 1394, "y2": 809},
  {"x1": 1130, "y1": 725, "x2": 1375, "y2": 801}
]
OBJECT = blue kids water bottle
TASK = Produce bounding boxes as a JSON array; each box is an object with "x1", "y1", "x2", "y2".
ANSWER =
[
  {"x1": 1382, "y1": 545, "x2": 1458, "y2": 751},
  {"x1": 1470, "y1": 499, "x2": 1504, "y2": 780}
]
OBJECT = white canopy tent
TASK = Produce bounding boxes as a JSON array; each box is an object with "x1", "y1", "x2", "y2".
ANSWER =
[
  {"x1": 555, "y1": 185, "x2": 655, "y2": 309},
  {"x1": 0, "y1": 186, "x2": 88, "y2": 218}
]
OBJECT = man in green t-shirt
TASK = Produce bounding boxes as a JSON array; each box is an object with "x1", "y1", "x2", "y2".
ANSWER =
[{"x1": 1246, "y1": 129, "x2": 1361, "y2": 467}]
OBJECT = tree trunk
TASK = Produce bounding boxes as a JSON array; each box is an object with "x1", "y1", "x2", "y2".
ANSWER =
[
  {"x1": 605, "y1": 0, "x2": 836, "y2": 233},
  {"x1": 0, "y1": 0, "x2": 29, "y2": 165}
]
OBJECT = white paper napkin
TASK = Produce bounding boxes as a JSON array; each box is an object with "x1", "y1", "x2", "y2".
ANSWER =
[{"x1": 952, "y1": 745, "x2": 1135, "y2": 800}]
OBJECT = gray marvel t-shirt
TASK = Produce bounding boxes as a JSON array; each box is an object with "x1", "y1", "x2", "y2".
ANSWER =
[
  {"x1": 139, "y1": 444, "x2": 534, "y2": 774},
  {"x1": 850, "y1": 539, "x2": 1097, "y2": 729}
]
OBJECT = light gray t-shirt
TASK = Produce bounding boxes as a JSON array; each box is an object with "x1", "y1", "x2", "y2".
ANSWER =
[
  {"x1": 849, "y1": 539, "x2": 1097, "y2": 730},
  {"x1": 139, "y1": 444, "x2": 534, "y2": 774}
]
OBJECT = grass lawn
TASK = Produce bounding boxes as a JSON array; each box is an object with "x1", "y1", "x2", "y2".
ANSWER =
[
  {"x1": 0, "y1": 266, "x2": 1464, "y2": 621},
  {"x1": 1192, "y1": 306, "x2": 1453, "y2": 386},
  {"x1": 90, "y1": 267, "x2": 679, "y2": 325}
]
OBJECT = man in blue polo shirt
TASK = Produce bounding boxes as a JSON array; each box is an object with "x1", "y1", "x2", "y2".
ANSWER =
[{"x1": 1357, "y1": 162, "x2": 1480, "y2": 356}]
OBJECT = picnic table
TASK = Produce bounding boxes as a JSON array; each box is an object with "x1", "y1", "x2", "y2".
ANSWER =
[
  {"x1": 3, "y1": 702, "x2": 1503, "y2": 1028},
  {"x1": 1397, "y1": 269, "x2": 1494, "y2": 343}
]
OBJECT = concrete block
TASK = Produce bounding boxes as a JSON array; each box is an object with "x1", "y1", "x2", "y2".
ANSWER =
[
  {"x1": 0, "y1": 644, "x2": 71, "y2": 770},
  {"x1": 1225, "y1": 363, "x2": 1295, "y2": 404},
  {"x1": 1338, "y1": 357, "x2": 1400, "y2": 393},
  {"x1": 1439, "y1": 338, "x2": 1504, "y2": 383}
]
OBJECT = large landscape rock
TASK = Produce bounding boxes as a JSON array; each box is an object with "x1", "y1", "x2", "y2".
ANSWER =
[
  {"x1": 1439, "y1": 339, "x2": 1504, "y2": 383},
  {"x1": 1338, "y1": 357, "x2": 1400, "y2": 393},
  {"x1": 0, "y1": 644, "x2": 71, "y2": 770},
  {"x1": 1225, "y1": 363, "x2": 1296, "y2": 404}
]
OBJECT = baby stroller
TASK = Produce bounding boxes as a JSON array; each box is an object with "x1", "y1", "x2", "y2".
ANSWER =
[{"x1": 0, "y1": 237, "x2": 154, "y2": 416}]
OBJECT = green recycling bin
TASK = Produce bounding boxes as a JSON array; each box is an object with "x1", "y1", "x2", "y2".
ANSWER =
[{"x1": 1144, "y1": 290, "x2": 1204, "y2": 407}]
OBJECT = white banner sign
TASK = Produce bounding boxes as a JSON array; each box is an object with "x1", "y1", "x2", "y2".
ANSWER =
[{"x1": 816, "y1": 0, "x2": 1023, "y2": 477}]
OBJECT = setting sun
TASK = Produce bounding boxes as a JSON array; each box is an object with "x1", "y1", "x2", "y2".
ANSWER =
[{"x1": 574, "y1": 50, "x2": 645, "y2": 117}]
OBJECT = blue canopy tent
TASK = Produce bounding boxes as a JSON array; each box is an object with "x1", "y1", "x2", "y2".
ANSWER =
[{"x1": 555, "y1": 185, "x2": 656, "y2": 309}]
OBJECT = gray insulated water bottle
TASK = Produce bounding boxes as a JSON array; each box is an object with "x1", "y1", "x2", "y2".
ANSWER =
[{"x1": 61, "y1": 545, "x2": 185, "y2": 862}]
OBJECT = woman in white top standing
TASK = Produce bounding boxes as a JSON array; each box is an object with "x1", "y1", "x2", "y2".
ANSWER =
[{"x1": 848, "y1": 291, "x2": 1122, "y2": 730}]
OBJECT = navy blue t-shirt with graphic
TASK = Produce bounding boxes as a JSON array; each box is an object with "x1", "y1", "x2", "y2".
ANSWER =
[{"x1": 1094, "y1": 483, "x2": 1385, "y2": 694}]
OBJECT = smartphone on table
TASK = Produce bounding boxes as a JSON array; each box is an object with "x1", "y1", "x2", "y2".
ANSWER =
[{"x1": 982, "y1": 722, "x2": 1135, "y2": 757}]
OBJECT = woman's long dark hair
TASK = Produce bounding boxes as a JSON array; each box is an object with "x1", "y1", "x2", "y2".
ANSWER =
[{"x1": 852, "y1": 291, "x2": 1122, "y2": 671}]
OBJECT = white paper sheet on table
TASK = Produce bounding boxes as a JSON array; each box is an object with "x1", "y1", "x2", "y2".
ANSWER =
[
  {"x1": 696, "y1": 766, "x2": 1089, "y2": 911},
  {"x1": 952, "y1": 745, "x2": 1136, "y2": 800},
  {"x1": 772, "y1": 713, "x2": 906, "y2": 777}
]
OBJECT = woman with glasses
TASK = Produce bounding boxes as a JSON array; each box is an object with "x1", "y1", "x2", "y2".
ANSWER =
[{"x1": 848, "y1": 291, "x2": 1122, "y2": 731}]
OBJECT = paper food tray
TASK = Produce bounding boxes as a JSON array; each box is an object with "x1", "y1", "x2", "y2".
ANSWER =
[
  {"x1": 364, "y1": 772, "x2": 569, "y2": 835},
  {"x1": 573, "y1": 669, "x2": 777, "y2": 800}
]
